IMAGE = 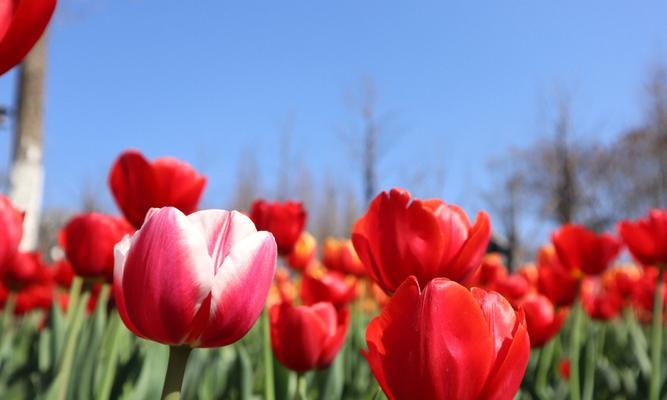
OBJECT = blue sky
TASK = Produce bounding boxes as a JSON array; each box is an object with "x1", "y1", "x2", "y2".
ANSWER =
[{"x1": 1, "y1": 1, "x2": 666, "y2": 220}]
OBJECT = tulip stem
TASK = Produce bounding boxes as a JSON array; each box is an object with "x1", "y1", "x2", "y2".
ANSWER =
[
  {"x1": 536, "y1": 339, "x2": 555, "y2": 399},
  {"x1": 296, "y1": 372, "x2": 307, "y2": 400},
  {"x1": 65, "y1": 276, "x2": 83, "y2": 322},
  {"x1": 649, "y1": 268, "x2": 664, "y2": 400},
  {"x1": 582, "y1": 322, "x2": 601, "y2": 400},
  {"x1": 569, "y1": 300, "x2": 583, "y2": 400},
  {"x1": 262, "y1": 308, "x2": 276, "y2": 400},
  {"x1": 161, "y1": 345, "x2": 192, "y2": 400},
  {"x1": 54, "y1": 292, "x2": 90, "y2": 400}
]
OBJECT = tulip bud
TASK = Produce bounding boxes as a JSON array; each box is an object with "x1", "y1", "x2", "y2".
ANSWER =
[
  {"x1": 270, "y1": 300, "x2": 349, "y2": 372},
  {"x1": 60, "y1": 213, "x2": 133, "y2": 281},
  {"x1": 114, "y1": 207, "x2": 276, "y2": 347},
  {"x1": 353, "y1": 188, "x2": 491, "y2": 294},
  {"x1": 109, "y1": 150, "x2": 207, "y2": 229}
]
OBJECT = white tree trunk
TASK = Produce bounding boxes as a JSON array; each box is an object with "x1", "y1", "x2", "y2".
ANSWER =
[{"x1": 8, "y1": 34, "x2": 47, "y2": 251}]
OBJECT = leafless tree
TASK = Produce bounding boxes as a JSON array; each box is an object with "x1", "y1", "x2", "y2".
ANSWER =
[{"x1": 339, "y1": 77, "x2": 400, "y2": 204}]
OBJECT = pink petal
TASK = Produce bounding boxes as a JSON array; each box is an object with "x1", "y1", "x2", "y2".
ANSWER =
[
  {"x1": 120, "y1": 207, "x2": 214, "y2": 345},
  {"x1": 198, "y1": 231, "x2": 277, "y2": 347},
  {"x1": 187, "y1": 210, "x2": 257, "y2": 272}
]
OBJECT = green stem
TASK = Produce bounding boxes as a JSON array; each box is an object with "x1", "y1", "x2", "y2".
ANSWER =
[
  {"x1": 54, "y1": 292, "x2": 90, "y2": 400},
  {"x1": 97, "y1": 313, "x2": 123, "y2": 400},
  {"x1": 582, "y1": 323, "x2": 598, "y2": 400},
  {"x1": 65, "y1": 277, "x2": 83, "y2": 322},
  {"x1": 1, "y1": 292, "x2": 15, "y2": 331},
  {"x1": 649, "y1": 268, "x2": 664, "y2": 400},
  {"x1": 536, "y1": 339, "x2": 556, "y2": 399},
  {"x1": 263, "y1": 308, "x2": 276, "y2": 400},
  {"x1": 161, "y1": 345, "x2": 192, "y2": 400},
  {"x1": 569, "y1": 300, "x2": 584, "y2": 400},
  {"x1": 296, "y1": 372, "x2": 307, "y2": 400}
]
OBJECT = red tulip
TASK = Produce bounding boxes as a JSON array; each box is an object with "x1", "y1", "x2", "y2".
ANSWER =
[
  {"x1": 552, "y1": 224, "x2": 621, "y2": 277},
  {"x1": 353, "y1": 188, "x2": 491, "y2": 294},
  {"x1": 109, "y1": 150, "x2": 207, "y2": 229},
  {"x1": 631, "y1": 267, "x2": 667, "y2": 323},
  {"x1": 60, "y1": 213, "x2": 133, "y2": 280},
  {"x1": 603, "y1": 266, "x2": 641, "y2": 301},
  {"x1": 286, "y1": 232, "x2": 316, "y2": 271},
  {"x1": 301, "y1": 266, "x2": 357, "y2": 309},
  {"x1": 363, "y1": 276, "x2": 530, "y2": 400},
  {"x1": 322, "y1": 237, "x2": 367, "y2": 277},
  {"x1": 559, "y1": 359, "x2": 571, "y2": 380},
  {"x1": 114, "y1": 207, "x2": 277, "y2": 347},
  {"x1": 468, "y1": 253, "x2": 508, "y2": 291},
  {"x1": 581, "y1": 277, "x2": 623, "y2": 321},
  {"x1": 519, "y1": 294, "x2": 568, "y2": 348},
  {"x1": 0, "y1": 195, "x2": 23, "y2": 271},
  {"x1": 537, "y1": 245, "x2": 579, "y2": 307},
  {"x1": 50, "y1": 258, "x2": 74, "y2": 288},
  {"x1": 496, "y1": 274, "x2": 531, "y2": 307},
  {"x1": 518, "y1": 264, "x2": 539, "y2": 288},
  {"x1": 14, "y1": 282, "x2": 53, "y2": 315},
  {"x1": 619, "y1": 210, "x2": 667, "y2": 268},
  {"x1": 3, "y1": 251, "x2": 50, "y2": 290},
  {"x1": 269, "y1": 300, "x2": 349, "y2": 372},
  {"x1": 0, "y1": 0, "x2": 57, "y2": 75},
  {"x1": 249, "y1": 200, "x2": 306, "y2": 256}
]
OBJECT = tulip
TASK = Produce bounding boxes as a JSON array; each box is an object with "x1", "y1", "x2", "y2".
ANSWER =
[
  {"x1": 519, "y1": 294, "x2": 568, "y2": 348},
  {"x1": 286, "y1": 232, "x2": 316, "y2": 271},
  {"x1": 604, "y1": 265, "x2": 641, "y2": 302},
  {"x1": 0, "y1": 0, "x2": 57, "y2": 75},
  {"x1": 495, "y1": 274, "x2": 531, "y2": 307},
  {"x1": 269, "y1": 300, "x2": 349, "y2": 372},
  {"x1": 364, "y1": 276, "x2": 529, "y2": 400},
  {"x1": 537, "y1": 245, "x2": 579, "y2": 307},
  {"x1": 322, "y1": 237, "x2": 366, "y2": 277},
  {"x1": 301, "y1": 266, "x2": 357, "y2": 309},
  {"x1": 14, "y1": 282, "x2": 54, "y2": 315},
  {"x1": 518, "y1": 264, "x2": 539, "y2": 288},
  {"x1": 3, "y1": 251, "x2": 50, "y2": 290},
  {"x1": 619, "y1": 210, "x2": 667, "y2": 267},
  {"x1": 249, "y1": 199, "x2": 306, "y2": 256},
  {"x1": 109, "y1": 150, "x2": 207, "y2": 229},
  {"x1": 0, "y1": 195, "x2": 24, "y2": 271},
  {"x1": 551, "y1": 224, "x2": 621, "y2": 277},
  {"x1": 468, "y1": 253, "x2": 509, "y2": 291},
  {"x1": 580, "y1": 277, "x2": 623, "y2": 321},
  {"x1": 618, "y1": 210, "x2": 667, "y2": 400},
  {"x1": 50, "y1": 258, "x2": 75, "y2": 288},
  {"x1": 114, "y1": 207, "x2": 276, "y2": 347},
  {"x1": 60, "y1": 213, "x2": 133, "y2": 280},
  {"x1": 353, "y1": 188, "x2": 491, "y2": 294},
  {"x1": 559, "y1": 359, "x2": 571, "y2": 380}
]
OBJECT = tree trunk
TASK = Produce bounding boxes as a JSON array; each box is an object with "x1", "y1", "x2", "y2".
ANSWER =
[{"x1": 8, "y1": 33, "x2": 48, "y2": 251}]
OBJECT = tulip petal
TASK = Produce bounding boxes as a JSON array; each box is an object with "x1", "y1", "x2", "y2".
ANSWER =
[
  {"x1": 198, "y1": 231, "x2": 276, "y2": 347},
  {"x1": 120, "y1": 208, "x2": 213, "y2": 345},
  {"x1": 363, "y1": 276, "x2": 422, "y2": 400},
  {"x1": 187, "y1": 210, "x2": 257, "y2": 271},
  {"x1": 153, "y1": 157, "x2": 207, "y2": 214},
  {"x1": 478, "y1": 312, "x2": 531, "y2": 400},
  {"x1": 0, "y1": 0, "x2": 56, "y2": 75},
  {"x1": 422, "y1": 279, "x2": 494, "y2": 400},
  {"x1": 270, "y1": 302, "x2": 334, "y2": 372},
  {"x1": 113, "y1": 236, "x2": 144, "y2": 339},
  {"x1": 448, "y1": 211, "x2": 491, "y2": 283},
  {"x1": 109, "y1": 150, "x2": 157, "y2": 228},
  {"x1": 318, "y1": 307, "x2": 350, "y2": 367}
]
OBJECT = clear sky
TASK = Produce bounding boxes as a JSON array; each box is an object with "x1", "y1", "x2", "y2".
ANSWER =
[{"x1": 1, "y1": 1, "x2": 666, "y2": 219}]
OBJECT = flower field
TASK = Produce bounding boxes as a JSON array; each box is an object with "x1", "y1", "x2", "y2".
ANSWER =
[{"x1": 2, "y1": 2, "x2": 667, "y2": 400}]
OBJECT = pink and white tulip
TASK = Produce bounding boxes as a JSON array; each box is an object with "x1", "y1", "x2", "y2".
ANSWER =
[{"x1": 113, "y1": 207, "x2": 277, "y2": 347}]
